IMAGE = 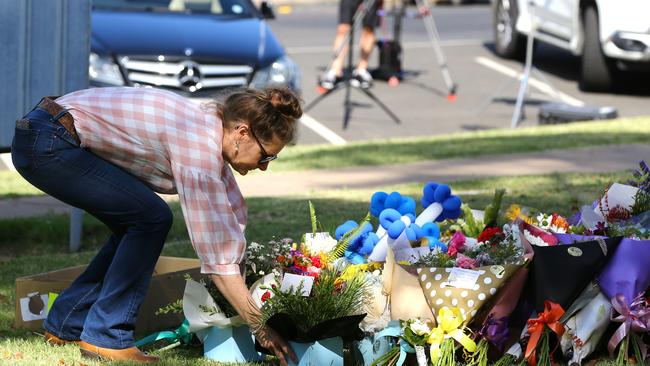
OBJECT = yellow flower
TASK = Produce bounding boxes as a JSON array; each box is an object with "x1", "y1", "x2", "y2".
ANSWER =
[
  {"x1": 505, "y1": 204, "x2": 522, "y2": 221},
  {"x1": 338, "y1": 264, "x2": 366, "y2": 282},
  {"x1": 427, "y1": 307, "x2": 476, "y2": 362}
]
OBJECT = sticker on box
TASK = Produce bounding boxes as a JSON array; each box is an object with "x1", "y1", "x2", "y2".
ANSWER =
[{"x1": 19, "y1": 292, "x2": 49, "y2": 322}]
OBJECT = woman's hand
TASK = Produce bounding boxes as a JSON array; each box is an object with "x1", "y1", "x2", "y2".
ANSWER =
[
  {"x1": 210, "y1": 273, "x2": 298, "y2": 365},
  {"x1": 254, "y1": 325, "x2": 297, "y2": 366}
]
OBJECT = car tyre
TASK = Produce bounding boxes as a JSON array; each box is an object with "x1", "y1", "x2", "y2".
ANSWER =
[
  {"x1": 579, "y1": 6, "x2": 614, "y2": 92},
  {"x1": 493, "y1": 0, "x2": 526, "y2": 59}
]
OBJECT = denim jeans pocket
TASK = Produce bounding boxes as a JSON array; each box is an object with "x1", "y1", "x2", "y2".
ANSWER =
[{"x1": 11, "y1": 126, "x2": 40, "y2": 172}]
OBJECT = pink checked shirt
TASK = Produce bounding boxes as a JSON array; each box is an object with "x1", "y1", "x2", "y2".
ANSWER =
[{"x1": 57, "y1": 87, "x2": 247, "y2": 275}]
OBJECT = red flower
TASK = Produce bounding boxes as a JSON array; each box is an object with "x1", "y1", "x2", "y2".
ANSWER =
[
  {"x1": 310, "y1": 256, "x2": 322, "y2": 268},
  {"x1": 478, "y1": 227, "x2": 503, "y2": 244},
  {"x1": 261, "y1": 291, "x2": 271, "y2": 302}
]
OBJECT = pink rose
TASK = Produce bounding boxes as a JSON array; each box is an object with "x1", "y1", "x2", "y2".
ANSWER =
[
  {"x1": 456, "y1": 254, "x2": 477, "y2": 269},
  {"x1": 447, "y1": 231, "x2": 466, "y2": 257}
]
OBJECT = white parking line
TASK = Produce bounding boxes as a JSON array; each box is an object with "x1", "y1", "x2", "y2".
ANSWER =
[
  {"x1": 287, "y1": 38, "x2": 483, "y2": 55},
  {"x1": 0, "y1": 153, "x2": 15, "y2": 171},
  {"x1": 300, "y1": 113, "x2": 347, "y2": 145},
  {"x1": 475, "y1": 56, "x2": 585, "y2": 106}
]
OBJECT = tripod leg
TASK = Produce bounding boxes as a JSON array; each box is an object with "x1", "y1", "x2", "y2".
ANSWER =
[
  {"x1": 304, "y1": 85, "x2": 344, "y2": 112},
  {"x1": 343, "y1": 80, "x2": 354, "y2": 129},
  {"x1": 414, "y1": 0, "x2": 457, "y2": 98},
  {"x1": 359, "y1": 88, "x2": 401, "y2": 124}
]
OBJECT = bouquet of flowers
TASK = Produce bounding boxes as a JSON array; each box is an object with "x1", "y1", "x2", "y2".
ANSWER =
[
  {"x1": 514, "y1": 225, "x2": 622, "y2": 366},
  {"x1": 406, "y1": 217, "x2": 527, "y2": 365},
  {"x1": 371, "y1": 313, "x2": 477, "y2": 366},
  {"x1": 552, "y1": 163, "x2": 650, "y2": 365},
  {"x1": 251, "y1": 204, "x2": 373, "y2": 360},
  {"x1": 244, "y1": 237, "x2": 293, "y2": 286}
]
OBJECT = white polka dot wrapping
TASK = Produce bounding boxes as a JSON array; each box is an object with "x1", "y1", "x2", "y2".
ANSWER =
[{"x1": 416, "y1": 263, "x2": 523, "y2": 324}]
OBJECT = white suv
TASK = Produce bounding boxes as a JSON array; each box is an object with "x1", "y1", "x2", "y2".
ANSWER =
[{"x1": 492, "y1": 0, "x2": 650, "y2": 91}]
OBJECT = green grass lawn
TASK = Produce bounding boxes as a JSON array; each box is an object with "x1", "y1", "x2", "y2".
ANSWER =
[
  {"x1": 0, "y1": 171, "x2": 632, "y2": 365},
  {"x1": 1, "y1": 118, "x2": 648, "y2": 195},
  {"x1": 271, "y1": 117, "x2": 650, "y2": 172}
]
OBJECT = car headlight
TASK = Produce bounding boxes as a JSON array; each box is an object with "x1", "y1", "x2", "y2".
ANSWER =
[
  {"x1": 89, "y1": 53, "x2": 125, "y2": 85},
  {"x1": 250, "y1": 55, "x2": 301, "y2": 93}
]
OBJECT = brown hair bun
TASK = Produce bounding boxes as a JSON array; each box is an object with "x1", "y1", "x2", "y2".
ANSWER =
[
  {"x1": 268, "y1": 87, "x2": 303, "y2": 120},
  {"x1": 215, "y1": 87, "x2": 302, "y2": 144}
]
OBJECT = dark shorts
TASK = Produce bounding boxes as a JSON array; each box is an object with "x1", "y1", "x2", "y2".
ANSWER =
[{"x1": 338, "y1": 0, "x2": 382, "y2": 28}]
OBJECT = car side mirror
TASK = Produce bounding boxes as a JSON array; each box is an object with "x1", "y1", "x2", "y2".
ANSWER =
[{"x1": 260, "y1": 1, "x2": 275, "y2": 19}]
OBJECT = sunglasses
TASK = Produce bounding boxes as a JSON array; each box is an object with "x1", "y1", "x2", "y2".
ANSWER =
[{"x1": 250, "y1": 129, "x2": 278, "y2": 164}]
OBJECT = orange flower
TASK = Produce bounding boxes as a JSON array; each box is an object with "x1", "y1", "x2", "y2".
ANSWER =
[{"x1": 550, "y1": 214, "x2": 570, "y2": 231}]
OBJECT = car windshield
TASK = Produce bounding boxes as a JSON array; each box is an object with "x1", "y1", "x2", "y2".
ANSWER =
[{"x1": 93, "y1": 0, "x2": 255, "y2": 17}]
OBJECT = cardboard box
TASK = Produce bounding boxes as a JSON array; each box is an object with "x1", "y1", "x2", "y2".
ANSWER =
[{"x1": 15, "y1": 256, "x2": 201, "y2": 336}]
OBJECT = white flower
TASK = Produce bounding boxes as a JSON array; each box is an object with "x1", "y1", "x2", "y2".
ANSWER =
[
  {"x1": 409, "y1": 319, "x2": 432, "y2": 336},
  {"x1": 524, "y1": 229, "x2": 548, "y2": 247},
  {"x1": 549, "y1": 225, "x2": 567, "y2": 234}
]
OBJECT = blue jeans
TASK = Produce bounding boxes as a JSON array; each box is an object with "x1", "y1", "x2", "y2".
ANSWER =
[{"x1": 11, "y1": 107, "x2": 173, "y2": 349}]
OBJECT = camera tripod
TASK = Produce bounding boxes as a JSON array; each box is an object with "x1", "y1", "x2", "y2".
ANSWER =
[
  {"x1": 304, "y1": 0, "x2": 458, "y2": 129},
  {"x1": 304, "y1": 0, "x2": 400, "y2": 130}
]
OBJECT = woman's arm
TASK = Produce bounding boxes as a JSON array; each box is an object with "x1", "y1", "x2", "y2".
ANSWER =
[{"x1": 211, "y1": 274, "x2": 297, "y2": 366}]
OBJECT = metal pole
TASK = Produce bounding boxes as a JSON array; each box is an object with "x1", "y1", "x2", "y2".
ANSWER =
[
  {"x1": 69, "y1": 208, "x2": 83, "y2": 252},
  {"x1": 510, "y1": 2, "x2": 536, "y2": 128}
]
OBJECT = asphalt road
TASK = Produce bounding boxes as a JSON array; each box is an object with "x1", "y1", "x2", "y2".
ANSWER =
[{"x1": 266, "y1": 3, "x2": 650, "y2": 145}]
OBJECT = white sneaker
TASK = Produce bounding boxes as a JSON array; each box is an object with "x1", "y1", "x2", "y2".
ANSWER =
[
  {"x1": 351, "y1": 69, "x2": 373, "y2": 89},
  {"x1": 318, "y1": 70, "x2": 340, "y2": 90}
]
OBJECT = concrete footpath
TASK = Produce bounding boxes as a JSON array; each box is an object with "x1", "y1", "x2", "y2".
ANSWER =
[{"x1": 0, "y1": 144, "x2": 648, "y2": 219}]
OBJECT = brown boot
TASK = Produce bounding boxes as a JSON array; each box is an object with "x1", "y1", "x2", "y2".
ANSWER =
[
  {"x1": 78, "y1": 341, "x2": 159, "y2": 363},
  {"x1": 44, "y1": 332, "x2": 79, "y2": 346}
]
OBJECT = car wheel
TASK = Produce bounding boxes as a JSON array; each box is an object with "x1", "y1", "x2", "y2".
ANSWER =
[
  {"x1": 493, "y1": 0, "x2": 526, "y2": 59},
  {"x1": 579, "y1": 6, "x2": 614, "y2": 92}
]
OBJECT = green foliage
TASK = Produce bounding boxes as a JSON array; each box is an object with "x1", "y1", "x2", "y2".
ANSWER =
[
  {"x1": 456, "y1": 204, "x2": 484, "y2": 238},
  {"x1": 309, "y1": 200, "x2": 317, "y2": 235},
  {"x1": 630, "y1": 161, "x2": 650, "y2": 215},
  {"x1": 259, "y1": 269, "x2": 368, "y2": 332},
  {"x1": 328, "y1": 212, "x2": 371, "y2": 260},
  {"x1": 370, "y1": 344, "x2": 400, "y2": 366},
  {"x1": 493, "y1": 353, "x2": 518, "y2": 366},
  {"x1": 483, "y1": 188, "x2": 506, "y2": 228},
  {"x1": 434, "y1": 338, "x2": 456, "y2": 366},
  {"x1": 155, "y1": 298, "x2": 183, "y2": 316}
]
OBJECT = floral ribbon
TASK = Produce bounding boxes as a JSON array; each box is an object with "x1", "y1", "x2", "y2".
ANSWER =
[
  {"x1": 134, "y1": 318, "x2": 192, "y2": 348},
  {"x1": 607, "y1": 293, "x2": 650, "y2": 358},
  {"x1": 428, "y1": 307, "x2": 477, "y2": 363},
  {"x1": 375, "y1": 321, "x2": 414, "y2": 366},
  {"x1": 525, "y1": 300, "x2": 565, "y2": 366},
  {"x1": 478, "y1": 315, "x2": 509, "y2": 350}
]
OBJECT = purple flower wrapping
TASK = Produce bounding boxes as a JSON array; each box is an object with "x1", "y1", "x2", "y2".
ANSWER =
[
  {"x1": 597, "y1": 238, "x2": 650, "y2": 306},
  {"x1": 553, "y1": 233, "x2": 607, "y2": 245}
]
